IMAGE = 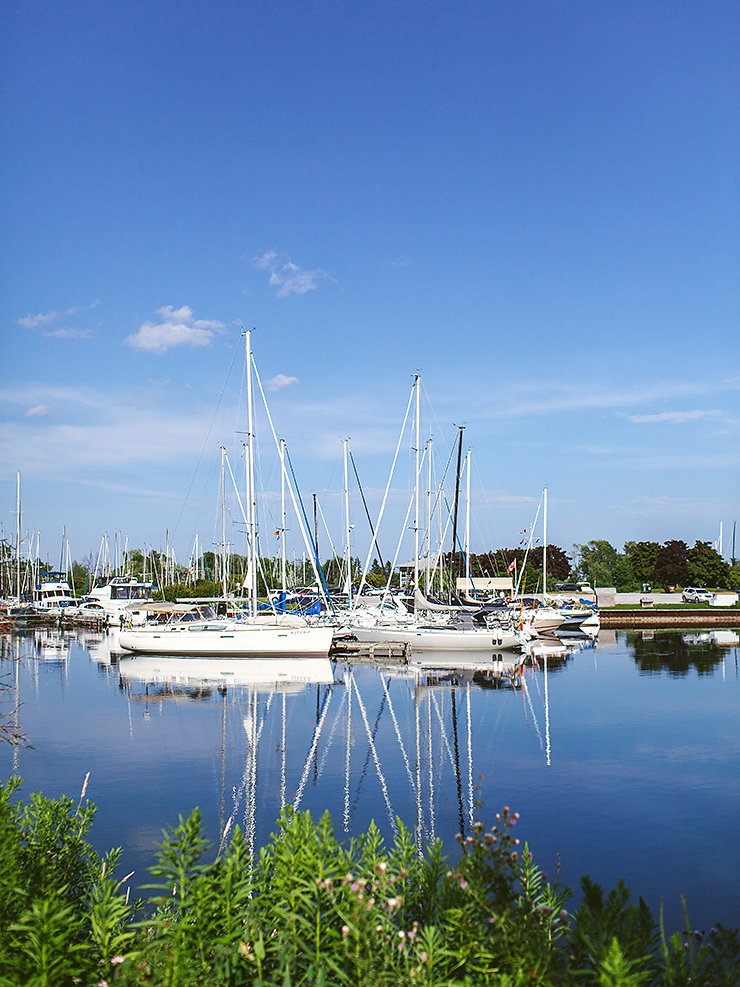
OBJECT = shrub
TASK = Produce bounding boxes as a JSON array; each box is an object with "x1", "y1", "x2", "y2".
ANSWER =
[{"x1": 2, "y1": 778, "x2": 739, "y2": 986}]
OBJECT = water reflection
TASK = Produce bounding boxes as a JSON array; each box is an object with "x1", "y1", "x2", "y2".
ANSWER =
[
  {"x1": 2, "y1": 626, "x2": 738, "y2": 932},
  {"x1": 626, "y1": 628, "x2": 740, "y2": 677}
]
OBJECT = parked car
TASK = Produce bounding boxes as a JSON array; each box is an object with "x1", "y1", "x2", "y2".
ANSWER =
[{"x1": 681, "y1": 587, "x2": 713, "y2": 603}]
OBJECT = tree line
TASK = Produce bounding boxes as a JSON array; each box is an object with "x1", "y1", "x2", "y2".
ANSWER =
[
  {"x1": 6, "y1": 535, "x2": 736, "y2": 599},
  {"x1": 573, "y1": 539, "x2": 739, "y2": 592}
]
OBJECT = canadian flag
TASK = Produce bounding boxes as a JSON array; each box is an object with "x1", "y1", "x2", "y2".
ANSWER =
[{"x1": 507, "y1": 560, "x2": 516, "y2": 572}]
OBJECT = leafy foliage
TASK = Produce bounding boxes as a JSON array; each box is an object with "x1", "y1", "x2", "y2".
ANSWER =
[
  {"x1": 652, "y1": 540, "x2": 689, "y2": 590},
  {"x1": 575, "y1": 541, "x2": 619, "y2": 587},
  {"x1": 623, "y1": 542, "x2": 661, "y2": 589},
  {"x1": 687, "y1": 541, "x2": 731, "y2": 589},
  {"x1": 2, "y1": 778, "x2": 739, "y2": 985}
]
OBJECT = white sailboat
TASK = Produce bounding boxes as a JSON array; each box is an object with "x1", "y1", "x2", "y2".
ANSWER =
[
  {"x1": 345, "y1": 376, "x2": 526, "y2": 655},
  {"x1": 119, "y1": 331, "x2": 333, "y2": 660}
]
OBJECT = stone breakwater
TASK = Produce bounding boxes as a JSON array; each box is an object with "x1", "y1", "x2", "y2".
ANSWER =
[{"x1": 600, "y1": 608, "x2": 740, "y2": 628}]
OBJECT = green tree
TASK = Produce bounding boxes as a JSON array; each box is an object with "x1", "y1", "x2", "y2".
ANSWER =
[
  {"x1": 612, "y1": 556, "x2": 636, "y2": 592},
  {"x1": 575, "y1": 541, "x2": 618, "y2": 587},
  {"x1": 652, "y1": 540, "x2": 689, "y2": 589},
  {"x1": 623, "y1": 541, "x2": 661, "y2": 587},
  {"x1": 366, "y1": 558, "x2": 388, "y2": 588},
  {"x1": 687, "y1": 541, "x2": 731, "y2": 588}
]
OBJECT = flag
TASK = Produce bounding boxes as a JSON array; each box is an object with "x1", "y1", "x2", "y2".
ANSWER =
[{"x1": 507, "y1": 560, "x2": 516, "y2": 572}]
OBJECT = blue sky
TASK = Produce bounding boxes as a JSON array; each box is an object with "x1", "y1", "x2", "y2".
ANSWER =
[{"x1": 2, "y1": 0, "x2": 739, "y2": 570}]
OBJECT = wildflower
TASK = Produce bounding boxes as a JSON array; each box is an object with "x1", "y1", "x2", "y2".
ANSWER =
[
  {"x1": 459, "y1": 879, "x2": 469, "y2": 890},
  {"x1": 98, "y1": 981, "x2": 109, "y2": 987},
  {"x1": 398, "y1": 930, "x2": 406, "y2": 939},
  {"x1": 419, "y1": 951, "x2": 429, "y2": 963},
  {"x1": 376, "y1": 924, "x2": 383, "y2": 933},
  {"x1": 111, "y1": 956, "x2": 125, "y2": 965},
  {"x1": 342, "y1": 925, "x2": 350, "y2": 939},
  {"x1": 375, "y1": 860, "x2": 387, "y2": 874}
]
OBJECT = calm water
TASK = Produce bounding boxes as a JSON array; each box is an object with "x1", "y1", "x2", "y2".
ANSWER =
[{"x1": 2, "y1": 625, "x2": 739, "y2": 933}]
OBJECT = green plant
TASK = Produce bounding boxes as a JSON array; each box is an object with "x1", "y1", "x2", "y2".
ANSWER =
[{"x1": 2, "y1": 776, "x2": 740, "y2": 986}]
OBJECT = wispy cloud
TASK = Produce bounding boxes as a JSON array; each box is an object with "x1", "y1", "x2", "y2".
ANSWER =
[
  {"x1": 18, "y1": 310, "x2": 59, "y2": 329},
  {"x1": 17, "y1": 300, "x2": 100, "y2": 338},
  {"x1": 459, "y1": 379, "x2": 710, "y2": 423},
  {"x1": 0, "y1": 388, "x2": 214, "y2": 477},
  {"x1": 253, "y1": 250, "x2": 331, "y2": 298},
  {"x1": 613, "y1": 494, "x2": 735, "y2": 518},
  {"x1": 625, "y1": 409, "x2": 723, "y2": 424},
  {"x1": 125, "y1": 305, "x2": 225, "y2": 355},
  {"x1": 266, "y1": 373, "x2": 299, "y2": 392},
  {"x1": 45, "y1": 328, "x2": 92, "y2": 340}
]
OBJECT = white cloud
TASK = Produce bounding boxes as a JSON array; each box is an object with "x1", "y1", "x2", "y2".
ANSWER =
[
  {"x1": 125, "y1": 305, "x2": 225, "y2": 355},
  {"x1": 253, "y1": 250, "x2": 330, "y2": 298},
  {"x1": 18, "y1": 310, "x2": 58, "y2": 329},
  {"x1": 266, "y1": 373, "x2": 299, "y2": 392},
  {"x1": 626, "y1": 409, "x2": 723, "y2": 424},
  {"x1": 18, "y1": 300, "x2": 100, "y2": 338},
  {"x1": 45, "y1": 328, "x2": 92, "y2": 340},
  {"x1": 25, "y1": 405, "x2": 49, "y2": 417}
]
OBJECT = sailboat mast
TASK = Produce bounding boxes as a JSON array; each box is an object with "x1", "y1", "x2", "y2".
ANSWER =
[
  {"x1": 450, "y1": 426, "x2": 464, "y2": 599},
  {"x1": 465, "y1": 450, "x2": 471, "y2": 589},
  {"x1": 543, "y1": 485, "x2": 548, "y2": 597},
  {"x1": 16, "y1": 470, "x2": 20, "y2": 601},
  {"x1": 426, "y1": 438, "x2": 432, "y2": 592},
  {"x1": 245, "y1": 329, "x2": 257, "y2": 615},
  {"x1": 343, "y1": 438, "x2": 352, "y2": 608},
  {"x1": 280, "y1": 438, "x2": 287, "y2": 595},
  {"x1": 220, "y1": 446, "x2": 227, "y2": 600},
  {"x1": 413, "y1": 375, "x2": 421, "y2": 593}
]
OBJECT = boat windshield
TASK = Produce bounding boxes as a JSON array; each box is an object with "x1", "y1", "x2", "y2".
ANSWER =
[{"x1": 170, "y1": 605, "x2": 216, "y2": 624}]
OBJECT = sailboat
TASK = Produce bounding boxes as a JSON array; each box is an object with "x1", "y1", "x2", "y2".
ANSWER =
[
  {"x1": 345, "y1": 377, "x2": 526, "y2": 655},
  {"x1": 119, "y1": 331, "x2": 333, "y2": 660}
]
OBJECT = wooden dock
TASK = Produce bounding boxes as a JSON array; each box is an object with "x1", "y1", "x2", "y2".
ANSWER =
[{"x1": 331, "y1": 639, "x2": 409, "y2": 662}]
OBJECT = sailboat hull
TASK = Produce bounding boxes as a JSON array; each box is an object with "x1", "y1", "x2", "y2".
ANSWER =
[
  {"x1": 350, "y1": 623, "x2": 522, "y2": 652},
  {"x1": 118, "y1": 623, "x2": 334, "y2": 658}
]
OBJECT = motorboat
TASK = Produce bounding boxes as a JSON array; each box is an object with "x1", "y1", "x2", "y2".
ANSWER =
[
  {"x1": 32, "y1": 573, "x2": 77, "y2": 616},
  {"x1": 88, "y1": 575, "x2": 154, "y2": 625}
]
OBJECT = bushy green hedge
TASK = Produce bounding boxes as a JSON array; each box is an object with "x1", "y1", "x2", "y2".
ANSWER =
[{"x1": 1, "y1": 777, "x2": 738, "y2": 986}]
